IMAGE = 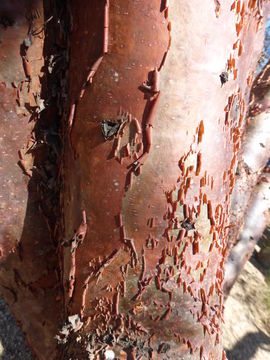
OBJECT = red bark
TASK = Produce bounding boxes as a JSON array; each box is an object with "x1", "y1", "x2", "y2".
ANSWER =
[
  {"x1": 0, "y1": 1, "x2": 64, "y2": 358},
  {"x1": 0, "y1": 1, "x2": 270, "y2": 359},
  {"x1": 59, "y1": 1, "x2": 269, "y2": 359}
]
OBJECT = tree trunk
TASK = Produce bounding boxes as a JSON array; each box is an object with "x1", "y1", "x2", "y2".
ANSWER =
[
  {"x1": 224, "y1": 172, "x2": 270, "y2": 294},
  {"x1": 0, "y1": 1, "x2": 65, "y2": 359},
  {"x1": 60, "y1": 1, "x2": 269, "y2": 359},
  {"x1": 0, "y1": 1, "x2": 269, "y2": 359},
  {"x1": 224, "y1": 52, "x2": 270, "y2": 294}
]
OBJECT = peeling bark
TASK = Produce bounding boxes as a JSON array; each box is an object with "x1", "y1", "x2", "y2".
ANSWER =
[
  {"x1": 60, "y1": 1, "x2": 270, "y2": 359},
  {"x1": 225, "y1": 53, "x2": 270, "y2": 294},
  {"x1": 227, "y1": 63, "x2": 270, "y2": 251},
  {"x1": 1, "y1": 1, "x2": 270, "y2": 359},
  {"x1": 0, "y1": 0, "x2": 67, "y2": 358}
]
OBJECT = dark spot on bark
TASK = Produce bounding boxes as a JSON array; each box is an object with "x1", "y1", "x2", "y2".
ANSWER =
[
  {"x1": 220, "y1": 71, "x2": 228, "y2": 86},
  {"x1": 158, "y1": 343, "x2": 170, "y2": 354},
  {"x1": 181, "y1": 220, "x2": 195, "y2": 230},
  {"x1": 0, "y1": 15, "x2": 15, "y2": 28},
  {"x1": 243, "y1": 162, "x2": 251, "y2": 174},
  {"x1": 103, "y1": 334, "x2": 114, "y2": 344},
  {"x1": 101, "y1": 120, "x2": 121, "y2": 140}
]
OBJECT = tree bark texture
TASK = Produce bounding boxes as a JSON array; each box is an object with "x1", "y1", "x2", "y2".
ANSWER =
[
  {"x1": 224, "y1": 51, "x2": 270, "y2": 294},
  {"x1": 60, "y1": 1, "x2": 269, "y2": 359},
  {"x1": 227, "y1": 64, "x2": 270, "y2": 250},
  {"x1": 224, "y1": 171, "x2": 270, "y2": 294},
  {"x1": 0, "y1": 1, "x2": 65, "y2": 358},
  {"x1": 0, "y1": 1, "x2": 269, "y2": 359}
]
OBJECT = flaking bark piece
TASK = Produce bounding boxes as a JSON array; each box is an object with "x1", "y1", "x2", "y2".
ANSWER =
[
  {"x1": 101, "y1": 120, "x2": 121, "y2": 140},
  {"x1": 68, "y1": 314, "x2": 83, "y2": 332}
]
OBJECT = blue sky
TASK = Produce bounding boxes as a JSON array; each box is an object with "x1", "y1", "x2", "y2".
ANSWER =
[{"x1": 256, "y1": 17, "x2": 270, "y2": 74}]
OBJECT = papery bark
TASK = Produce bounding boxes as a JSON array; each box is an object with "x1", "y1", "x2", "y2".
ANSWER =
[
  {"x1": 224, "y1": 58, "x2": 270, "y2": 294},
  {"x1": 1, "y1": 1, "x2": 270, "y2": 359},
  {"x1": 0, "y1": 1, "x2": 65, "y2": 358},
  {"x1": 227, "y1": 65, "x2": 270, "y2": 251},
  {"x1": 59, "y1": 1, "x2": 270, "y2": 359}
]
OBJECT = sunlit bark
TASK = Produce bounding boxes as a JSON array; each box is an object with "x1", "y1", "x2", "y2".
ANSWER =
[
  {"x1": 60, "y1": 1, "x2": 269, "y2": 359},
  {"x1": 0, "y1": 1, "x2": 270, "y2": 359},
  {"x1": 225, "y1": 57, "x2": 270, "y2": 294}
]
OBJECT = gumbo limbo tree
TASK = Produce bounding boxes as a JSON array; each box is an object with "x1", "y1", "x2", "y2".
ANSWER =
[{"x1": 0, "y1": 0, "x2": 270, "y2": 359}]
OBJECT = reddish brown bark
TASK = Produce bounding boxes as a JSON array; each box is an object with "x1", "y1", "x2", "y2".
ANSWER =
[
  {"x1": 0, "y1": 1, "x2": 64, "y2": 358},
  {"x1": 1, "y1": 1, "x2": 270, "y2": 360},
  {"x1": 59, "y1": 1, "x2": 270, "y2": 359}
]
